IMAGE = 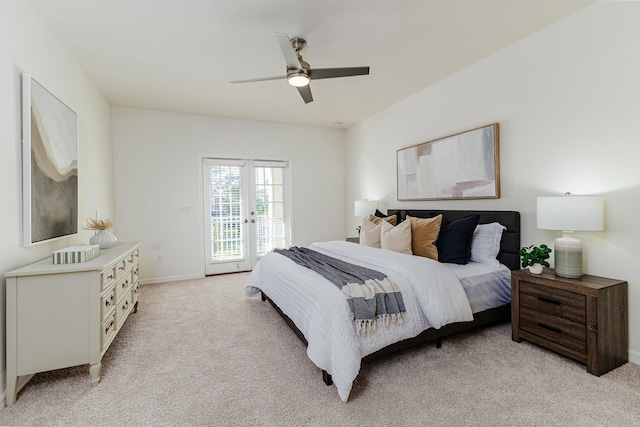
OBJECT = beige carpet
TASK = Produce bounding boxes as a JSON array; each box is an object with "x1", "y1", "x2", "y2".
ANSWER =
[{"x1": 1, "y1": 272, "x2": 639, "y2": 426}]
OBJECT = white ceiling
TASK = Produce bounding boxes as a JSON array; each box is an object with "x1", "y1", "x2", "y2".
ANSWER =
[{"x1": 29, "y1": 0, "x2": 596, "y2": 129}]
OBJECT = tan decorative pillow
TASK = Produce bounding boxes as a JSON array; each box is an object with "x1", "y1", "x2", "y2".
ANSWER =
[
  {"x1": 408, "y1": 214, "x2": 442, "y2": 260},
  {"x1": 380, "y1": 220, "x2": 413, "y2": 255},
  {"x1": 359, "y1": 217, "x2": 382, "y2": 248},
  {"x1": 367, "y1": 214, "x2": 397, "y2": 226}
]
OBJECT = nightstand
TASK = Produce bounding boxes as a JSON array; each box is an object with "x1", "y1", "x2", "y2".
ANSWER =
[
  {"x1": 511, "y1": 268, "x2": 627, "y2": 376},
  {"x1": 346, "y1": 237, "x2": 359, "y2": 243}
]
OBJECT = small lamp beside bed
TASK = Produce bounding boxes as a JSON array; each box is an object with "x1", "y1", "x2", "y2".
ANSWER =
[
  {"x1": 354, "y1": 200, "x2": 378, "y2": 236},
  {"x1": 354, "y1": 200, "x2": 378, "y2": 217},
  {"x1": 537, "y1": 193, "x2": 604, "y2": 279}
]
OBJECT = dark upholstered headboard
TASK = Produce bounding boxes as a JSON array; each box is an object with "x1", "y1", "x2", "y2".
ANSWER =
[{"x1": 387, "y1": 209, "x2": 521, "y2": 271}]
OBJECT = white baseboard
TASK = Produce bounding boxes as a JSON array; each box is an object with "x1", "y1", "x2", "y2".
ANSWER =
[
  {"x1": 629, "y1": 348, "x2": 640, "y2": 365},
  {"x1": 139, "y1": 273, "x2": 204, "y2": 285}
]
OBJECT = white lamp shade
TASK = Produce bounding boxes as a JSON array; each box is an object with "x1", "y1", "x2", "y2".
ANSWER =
[
  {"x1": 354, "y1": 200, "x2": 377, "y2": 217},
  {"x1": 537, "y1": 196, "x2": 603, "y2": 231}
]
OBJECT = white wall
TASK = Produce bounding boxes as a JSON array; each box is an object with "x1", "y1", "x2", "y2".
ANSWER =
[
  {"x1": 0, "y1": 0, "x2": 113, "y2": 403},
  {"x1": 345, "y1": 1, "x2": 640, "y2": 362},
  {"x1": 112, "y1": 107, "x2": 345, "y2": 284}
]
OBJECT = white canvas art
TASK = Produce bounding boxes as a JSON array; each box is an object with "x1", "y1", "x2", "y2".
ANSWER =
[
  {"x1": 22, "y1": 74, "x2": 78, "y2": 246},
  {"x1": 397, "y1": 123, "x2": 499, "y2": 200}
]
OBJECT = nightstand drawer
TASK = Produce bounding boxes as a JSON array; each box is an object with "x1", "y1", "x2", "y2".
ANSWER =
[
  {"x1": 520, "y1": 306, "x2": 586, "y2": 353},
  {"x1": 520, "y1": 281, "x2": 585, "y2": 323}
]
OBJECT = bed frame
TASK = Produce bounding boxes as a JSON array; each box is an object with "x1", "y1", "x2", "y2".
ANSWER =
[{"x1": 261, "y1": 209, "x2": 521, "y2": 387}]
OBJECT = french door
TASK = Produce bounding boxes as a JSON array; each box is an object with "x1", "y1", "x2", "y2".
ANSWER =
[{"x1": 203, "y1": 158, "x2": 291, "y2": 275}]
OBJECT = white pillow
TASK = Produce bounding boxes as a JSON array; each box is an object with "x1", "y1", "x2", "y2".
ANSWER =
[
  {"x1": 380, "y1": 220, "x2": 413, "y2": 255},
  {"x1": 360, "y1": 217, "x2": 382, "y2": 248},
  {"x1": 470, "y1": 222, "x2": 506, "y2": 266}
]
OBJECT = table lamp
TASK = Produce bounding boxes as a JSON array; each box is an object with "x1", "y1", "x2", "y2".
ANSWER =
[
  {"x1": 536, "y1": 193, "x2": 603, "y2": 278},
  {"x1": 354, "y1": 200, "x2": 377, "y2": 217}
]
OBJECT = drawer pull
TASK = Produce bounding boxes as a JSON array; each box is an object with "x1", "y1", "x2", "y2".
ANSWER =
[
  {"x1": 105, "y1": 320, "x2": 114, "y2": 335},
  {"x1": 538, "y1": 323, "x2": 562, "y2": 334},
  {"x1": 122, "y1": 300, "x2": 129, "y2": 311},
  {"x1": 538, "y1": 296, "x2": 561, "y2": 305},
  {"x1": 105, "y1": 295, "x2": 114, "y2": 307},
  {"x1": 107, "y1": 273, "x2": 114, "y2": 280},
  {"x1": 122, "y1": 280, "x2": 129, "y2": 289}
]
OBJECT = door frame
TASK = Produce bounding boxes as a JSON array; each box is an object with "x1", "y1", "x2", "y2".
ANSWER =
[{"x1": 198, "y1": 155, "x2": 294, "y2": 276}]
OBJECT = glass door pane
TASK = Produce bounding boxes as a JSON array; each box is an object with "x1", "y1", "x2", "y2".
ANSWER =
[
  {"x1": 254, "y1": 165, "x2": 288, "y2": 256},
  {"x1": 209, "y1": 164, "x2": 244, "y2": 261}
]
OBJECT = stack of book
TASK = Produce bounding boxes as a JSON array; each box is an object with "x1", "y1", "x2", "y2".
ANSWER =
[{"x1": 52, "y1": 245, "x2": 101, "y2": 264}]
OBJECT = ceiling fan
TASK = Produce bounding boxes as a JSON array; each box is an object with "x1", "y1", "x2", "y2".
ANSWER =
[{"x1": 231, "y1": 33, "x2": 370, "y2": 104}]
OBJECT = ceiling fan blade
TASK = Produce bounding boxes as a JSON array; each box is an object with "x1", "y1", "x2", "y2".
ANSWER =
[
  {"x1": 309, "y1": 66, "x2": 370, "y2": 80},
  {"x1": 297, "y1": 85, "x2": 313, "y2": 104},
  {"x1": 275, "y1": 33, "x2": 302, "y2": 70},
  {"x1": 231, "y1": 75, "x2": 286, "y2": 84}
]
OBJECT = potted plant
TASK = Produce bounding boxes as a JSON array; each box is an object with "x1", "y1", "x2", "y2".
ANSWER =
[{"x1": 520, "y1": 244, "x2": 552, "y2": 274}]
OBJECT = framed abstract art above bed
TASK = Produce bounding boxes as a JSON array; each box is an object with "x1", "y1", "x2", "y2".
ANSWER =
[
  {"x1": 22, "y1": 73, "x2": 78, "y2": 246},
  {"x1": 397, "y1": 123, "x2": 500, "y2": 201}
]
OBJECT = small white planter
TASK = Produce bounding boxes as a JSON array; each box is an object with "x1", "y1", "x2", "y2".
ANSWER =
[{"x1": 527, "y1": 263, "x2": 543, "y2": 274}]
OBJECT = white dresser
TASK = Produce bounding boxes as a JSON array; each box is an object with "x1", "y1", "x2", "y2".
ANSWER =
[{"x1": 5, "y1": 241, "x2": 141, "y2": 406}]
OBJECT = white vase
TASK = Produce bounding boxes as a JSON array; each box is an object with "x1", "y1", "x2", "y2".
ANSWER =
[
  {"x1": 90, "y1": 230, "x2": 117, "y2": 249},
  {"x1": 528, "y1": 263, "x2": 543, "y2": 274}
]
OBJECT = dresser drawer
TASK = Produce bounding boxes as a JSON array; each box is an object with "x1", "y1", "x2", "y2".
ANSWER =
[
  {"x1": 101, "y1": 312, "x2": 116, "y2": 352},
  {"x1": 520, "y1": 281, "x2": 585, "y2": 323},
  {"x1": 114, "y1": 271, "x2": 133, "y2": 302},
  {"x1": 520, "y1": 306, "x2": 586, "y2": 353},
  {"x1": 132, "y1": 281, "x2": 140, "y2": 305},
  {"x1": 101, "y1": 287, "x2": 116, "y2": 322},
  {"x1": 114, "y1": 258, "x2": 128, "y2": 279},
  {"x1": 100, "y1": 265, "x2": 118, "y2": 291},
  {"x1": 116, "y1": 291, "x2": 133, "y2": 330}
]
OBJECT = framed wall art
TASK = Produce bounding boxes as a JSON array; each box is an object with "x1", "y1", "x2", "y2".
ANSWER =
[
  {"x1": 22, "y1": 73, "x2": 78, "y2": 246},
  {"x1": 397, "y1": 123, "x2": 500, "y2": 201}
]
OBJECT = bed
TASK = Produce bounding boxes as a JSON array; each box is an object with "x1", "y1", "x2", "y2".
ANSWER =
[{"x1": 245, "y1": 209, "x2": 520, "y2": 402}]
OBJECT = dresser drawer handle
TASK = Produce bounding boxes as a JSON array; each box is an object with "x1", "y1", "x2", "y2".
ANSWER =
[
  {"x1": 105, "y1": 295, "x2": 114, "y2": 307},
  {"x1": 122, "y1": 300, "x2": 129, "y2": 311},
  {"x1": 122, "y1": 280, "x2": 129, "y2": 289},
  {"x1": 538, "y1": 323, "x2": 562, "y2": 334},
  {"x1": 107, "y1": 273, "x2": 115, "y2": 280},
  {"x1": 538, "y1": 296, "x2": 561, "y2": 305},
  {"x1": 105, "y1": 320, "x2": 114, "y2": 335}
]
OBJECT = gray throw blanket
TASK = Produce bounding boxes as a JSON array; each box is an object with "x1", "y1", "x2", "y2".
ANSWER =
[{"x1": 274, "y1": 246, "x2": 406, "y2": 333}]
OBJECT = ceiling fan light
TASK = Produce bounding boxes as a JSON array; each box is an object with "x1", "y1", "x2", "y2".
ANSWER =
[{"x1": 288, "y1": 73, "x2": 310, "y2": 87}]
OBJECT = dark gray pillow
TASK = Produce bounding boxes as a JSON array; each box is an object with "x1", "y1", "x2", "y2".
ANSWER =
[
  {"x1": 436, "y1": 215, "x2": 480, "y2": 264},
  {"x1": 374, "y1": 209, "x2": 387, "y2": 218}
]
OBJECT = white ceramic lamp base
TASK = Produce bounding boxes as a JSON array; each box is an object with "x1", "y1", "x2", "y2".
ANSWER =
[{"x1": 554, "y1": 232, "x2": 583, "y2": 278}]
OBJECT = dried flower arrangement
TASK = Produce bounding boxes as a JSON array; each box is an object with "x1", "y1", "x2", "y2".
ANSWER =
[{"x1": 84, "y1": 218, "x2": 113, "y2": 231}]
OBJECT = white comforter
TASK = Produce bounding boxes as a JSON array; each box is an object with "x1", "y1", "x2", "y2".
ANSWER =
[{"x1": 245, "y1": 240, "x2": 473, "y2": 402}]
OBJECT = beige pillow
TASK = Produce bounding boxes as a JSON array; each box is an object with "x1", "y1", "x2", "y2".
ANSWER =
[
  {"x1": 380, "y1": 220, "x2": 413, "y2": 255},
  {"x1": 408, "y1": 214, "x2": 442, "y2": 260},
  {"x1": 360, "y1": 217, "x2": 382, "y2": 248},
  {"x1": 367, "y1": 214, "x2": 397, "y2": 226}
]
